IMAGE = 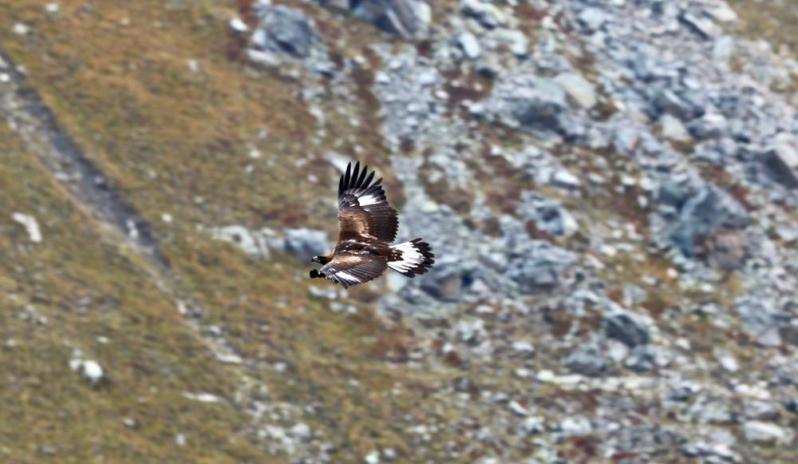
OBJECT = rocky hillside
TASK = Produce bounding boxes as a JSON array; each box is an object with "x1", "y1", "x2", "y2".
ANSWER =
[{"x1": 1, "y1": 0, "x2": 797, "y2": 462}]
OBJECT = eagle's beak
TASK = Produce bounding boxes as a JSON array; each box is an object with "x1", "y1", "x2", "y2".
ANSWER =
[{"x1": 311, "y1": 256, "x2": 321, "y2": 264}]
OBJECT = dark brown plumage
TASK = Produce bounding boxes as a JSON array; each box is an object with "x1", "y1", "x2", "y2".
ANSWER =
[{"x1": 309, "y1": 161, "x2": 434, "y2": 288}]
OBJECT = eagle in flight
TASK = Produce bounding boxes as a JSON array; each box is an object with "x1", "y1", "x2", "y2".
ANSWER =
[{"x1": 309, "y1": 161, "x2": 434, "y2": 288}]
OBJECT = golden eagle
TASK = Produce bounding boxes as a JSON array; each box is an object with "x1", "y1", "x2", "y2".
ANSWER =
[{"x1": 309, "y1": 161, "x2": 434, "y2": 288}]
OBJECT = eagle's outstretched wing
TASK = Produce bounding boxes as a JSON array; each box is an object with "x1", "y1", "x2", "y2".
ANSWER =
[
  {"x1": 318, "y1": 254, "x2": 388, "y2": 288},
  {"x1": 337, "y1": 161, "x2": 398, "y2": 242}
]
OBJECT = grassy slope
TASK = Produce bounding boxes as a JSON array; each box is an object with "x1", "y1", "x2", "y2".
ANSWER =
[
  {"x1": 0, "y1": 124, "x2": 266, "y2": 463},
  {"x1": 0, "y1": 1, "x2": 453, "y2": 461}
]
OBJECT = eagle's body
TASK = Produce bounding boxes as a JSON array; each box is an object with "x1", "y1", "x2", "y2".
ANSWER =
[{"x1": 309, "y1": 161, "x2": 434, "y2": 288}]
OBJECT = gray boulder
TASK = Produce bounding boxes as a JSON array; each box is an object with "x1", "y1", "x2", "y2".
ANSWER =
[
  {"x1": 419, "y1": 262, "x2": 474, "y2": 302},
  {"x1": 735, "y1": 297, "x2": 784, "y2": 347},
  {"x1": 507, "y1": 241, "x2": 577, "y2": 294},
  {"x1": 324, "y1": 0, "x2": 431, "y2": 39},
  {"x1": 283, "y1": 228, "x2": 329, "y2": 263},
  {"x1": 253, "y1": 5, "x2": 319, "y2": 58},
  {"x1": 763, "y1": 134, "x2": 798, "y2": 189},
  {"x1": 605, "y1": 313, "x2": 649, "y2": 348},
  {"x1": 488, "y1": 76, "x2": 576, "y2": 139},
  {"x1": 519, "y1": 192, "x2": 579, "y2": 237},
  {"x1": 655, "y1": 174, "x2": 749, "y2": 257},
  {"x1": 564, "y1": 347, "x2": 610, "y2": 377}
]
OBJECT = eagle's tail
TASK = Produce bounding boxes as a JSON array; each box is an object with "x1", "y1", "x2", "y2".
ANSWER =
[{"x1": 388, "y1": 239, "x2": 434, "y2": 277}]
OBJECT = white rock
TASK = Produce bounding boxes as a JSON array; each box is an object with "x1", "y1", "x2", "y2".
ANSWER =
[
  {"x1": 660, "y1": 114, "x2": 691, "y2": 142},
  {"x1": 560, "y1": 416, "x2": 592, "y2": 436},
  {"x1": 495, "y1": 29, "x2": 528, "y2": 56},
  {"x1": 508, "y1": 400, "x2": 529, "y2": 416},
  {"x1": 13, "y1": 23, "x2": 30, "y2": 35},
  {"x1": 70, "y1": 359, "x2": 105, "y2": 384},
  {"x1": 511, "y1": 340, "x2": 534, "y2": 354},
  {"x1": 714, "y1": 349, "x2": 738, "y2": 372},
  {"x1": 209, "y1": 225, "x2": 270, "y2": 258},
  {"x1": 183, "y1": 392, "x2": 222, "y2": 403},
  {"x1": 45, "y1": 3, "x2": 60, "y2": 13},
  {"x1": 12, "y1": 212, "x2": 42, "y2": 243},
  {"x1": 457, "y1": 32, "x2": 481, "y2": 60},
  {"x1": 520, "y1": 416, "x2": 545, "y2": 434},
  {"x1": 215, "y1": 353, "x2": 243, "y2": 364},
  {"x1": 365, "y1": 450, "x2": 380, "y2": 464},
  {"x1": 290, "y1": 423, "x2": 311, "y2": 438},
  {"x1": 743, "y1": 421, "x2": 789, "y2": 444},
  {"x1": 706, "y1": 3, "x2": 738, "y2": 23},
  {"x1": 229, "y1": 17, "x2": 248, "y2": 32},
  {"x1": 550, "y1": 169, "x2": 581, "y2": 189},
  {"x1": 555, "y1": 73, "x2": 597, "y2": 109}
]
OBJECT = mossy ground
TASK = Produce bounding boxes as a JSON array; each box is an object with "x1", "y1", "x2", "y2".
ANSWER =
[
  {"x1": 0, "y1": 123, "x2": 266, "y2": 463},
  {"x1": 0, "y1": 1, "x2": 454, "y2": 461}
]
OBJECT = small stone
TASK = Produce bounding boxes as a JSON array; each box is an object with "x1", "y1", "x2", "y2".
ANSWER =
[
  {"x1": 365, "y1": 450, "x2": 380, "y2": 464},
  {"x1": 511, "y1": 340, "x2": 534, "y2": 355},
  {"x1": 555, "y1": 73, "x2": 596, "y2": 109},
  {"x1": 679, "y1": 12, "x2": 719, "y2": 40},
  {"x1": 215, "y1": 353, "x2": 243, "y2": 365},
  {"x1": 560, "y1": 416, "x2": 592, "y2": 436},
  {"x1": 70, "y1": 359, "x2": 105, "y2": 384},
  {"x1": 550, "y1": 169, "x2": 581, "y2": 189},
  {"x1": 13, "y1": 23, "x2": 30, "y2": 35},
  {"x1": 565, "y1": 347, "x2": 610, "y2": 377},
  {"x1": 456, "y1": 32, "x2": 481, "y2": 60},
  {"x1": 45, "y1": 3, "x2": 60, "y2": 13},
  {"x1": 229, "y1": 17, "x2": 248, "y2": 32},
  {"x1": 660, "y1": 114, "x2": 691, "y2": 142},
  {"x1": 764, "y1": 134, "x2": 798, "y2": 189},
  {"x1": 706, "y1": 3, "x2": 738, "y2": 23},
  {"x1": 742, "y1": 421, "x2": 789, "y2": 444},
  {"x1": 578, "y1": 7, "x2": 608, "y2": 33},
  {"x1": 182, "y1": 392, "x2": 221, "y2": 403},
  {"x1": 744, "y1": 401, "x2": 780, "y2": 421},
  {"x1": 519, "y1": 416, "x2": 545, "y2": 434},
  {"x1": 175, "y1": 433, "x2": 187, "y2": 447},
  {"x1": 714, "y1": 349, "x2": 738, "y2": 372},
  {"x1": 605, "y1": 313, "x2": 649, "y2": 347},
  {"x1": 290, "y1": 423, "x2": 311, "y2": 438},
  {"x1": 12, "y1": 212, "x2": 42, "y2": 243},
  {"x1": 509, "y1": 400, "x2": 529, "y2": 416},
  {"x1": 122, "y1": 417, "x2": 138, "y2": 428},
  {"x1": 495, "y1": 29, "x2": 528, "y2": 56},
  {"x1": 460, "y1": 0, "x2": 507, "y2": 28}
]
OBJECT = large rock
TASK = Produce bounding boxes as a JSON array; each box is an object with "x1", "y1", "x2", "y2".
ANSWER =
[
  {"x1": 519, "y1": 192, "x2": 579, "y2": 237},
  {"x1": 554, "y1": 72, "x2": 597, "y2": 109},
  {"x1": 735, "y1": 297, "x2": 783, "y2": 347},
  {"x1": 655, "y1": 174, "x2": 749, "y2": 258},
  {"x1": 348, "y1": 0, "x2": 431, "y2": 39},
  {"x1": 460, "y1": 0, "x2": 507, "y2": 29},
  {"x1": 283, "y1": 228, "x2": 329, "y2": 263},
  {"x1": 763, "y1": 134, "x2": 798, "y2": 189},
  {"x1": 604, "y1": 312, "x2": 649, "y2": 348},
  {"x1": 507, "y1": 241, "x2": 577, "y2": 294},
  {"x1": 743, "y1": 421, "x2": 790, "y2": 444},
  {"x1": 252, "y1": 5, "x2": 319, "y2": 58},
  {"x1": 488, "y1": 76, "x2": 576, "y2": 139},
  {"x1": 420, "y1": 262, "x2": 475, "y2": 302},
  {"x1": 564, "y1": 347, "x2": 610, "y2": 377}
]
